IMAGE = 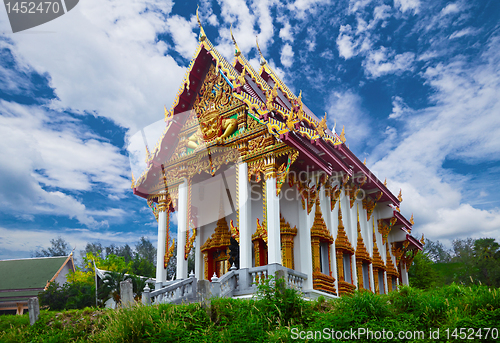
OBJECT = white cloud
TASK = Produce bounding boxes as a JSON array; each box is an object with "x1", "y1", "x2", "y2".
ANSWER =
[
  {"x1": 394, "y1": 0, "x2": 420, "y2": 14},
  {"x1": 287, "y1": 0, "x2": 330, "y2": 19},
  {"x1": 372, "y1": 36, "x2": 500, "y2": 243},
  {"x1": 326, "y1": 90, "x2": 371, "y2": 150},
  {"x1": 280, "y1": 43, "x2": 294, "y2": 68},
  {"x1": 337, "y1": 25, "x2": 356, "y2": 59},
  {"x1": 441, "y1": 3, "x2": 461, "y2": 16},
  {"x1": 0, "y1": 226, "x2": 156, "y2": 260},
  {"x1": 166, "y1": 15, "x2": 198, "y2": 59},
  {"x1": 363, "y1": 48, "x2": 415, "y2": 78},
  {"x1": 0, "y1": 101, "x2": 130, "y2": 227},
  {"x1": 449, "y1": 28, "x2": 481, "y2": 39},
  {"x1": 279, "y1": 22, "x2": 294, "y2": 43},
  {"x1": 389, "y1": 96, "x2": 414, "y2": 119},
  {"x1": 7, "y1": 0, "x2": 184, "y2": 133}
]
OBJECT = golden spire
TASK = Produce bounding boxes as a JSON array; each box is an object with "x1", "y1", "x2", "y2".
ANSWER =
[
  {"x1": 397, "y1": 189, "x2": 403, "y2": 203},
  {"x1": 145, "y1": 145, "x2": 151, "y2": 163},
  {"x1": 339, "y1": 126, "x2": 346, "y2": 143},
  {"x1": 410, "y1": 213, "x2": 414, "y2": 225},
  {"x1": 256, "y1": 36, "x2": 266, "y2": 66},
  {"x1": 230, "y1": 24, "x2": 241, "y2": 56},
  {"x1": 196, "y1": 6, "x2": 206, "y2": 41},
  {"x1": 164, "y1": 105, "x2": 172, "y2": 121},
  {"x1": 357, "y1": 204, "x2": 361, "y2": 233},
  {"x1": 131, "y1": 171, "x2": 136, "y2": 189}
]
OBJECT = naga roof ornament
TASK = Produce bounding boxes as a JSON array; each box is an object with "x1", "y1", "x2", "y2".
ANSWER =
[
  {"x1": 230, "y1": 24, "x2": 241, "y2": 57},
  {"x1": 196, "y1": 6, "x2": 206, "y2": 41},
  {"x1": 256, "y1": 35, "x2": 267, "y2": 66}
]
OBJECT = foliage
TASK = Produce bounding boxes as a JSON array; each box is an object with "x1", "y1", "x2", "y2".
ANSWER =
[
  {"x1": 254, "y1": 275, "x2": 310, "y2": 326},
  {"x1": 424, "y1": 238, "x2": 451, "y2": 263},
  {"x1": 411, "y1": 237, "x2": 500, "y2": 288},
  {"x1": 32, "y1": 236, "x2": 71, "y2": 257},
  {"x1": 5, "y1": 283, "x2": 500, "y2": 343},
  {"x1": 408, "y1": 251, "x2": 441, "y2": 289},
  {"x1": 38, "y1": 281, "x2": 96, "y2": 311}
]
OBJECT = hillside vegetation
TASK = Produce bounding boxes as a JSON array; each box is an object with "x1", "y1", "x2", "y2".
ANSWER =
[{"x1": 1, "y1": 280, "x2": 499, "y2": 343}]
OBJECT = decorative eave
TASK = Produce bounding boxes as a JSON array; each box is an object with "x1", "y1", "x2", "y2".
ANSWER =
[
  {"x1": 310, "y1": 200, "x2": 334, "y2": 244},
  {"x1": 385, "y1": 243, "x2": 399, "y2": 277},
  {"x1": 280, "y1": 215, "x2": 298, "y2": 236},
  {"x1": 372, "y1": 224, "x2": 385, "y2": 270},
  {"x1": 335, "y1": 204, "x2": 354, "y2": 253},
  {"x1": 336, "y1": 144, "x2": 400, "y2": 207},
  {"x1": 355, "y1": 206, "x2": 371, "y2": 262}
]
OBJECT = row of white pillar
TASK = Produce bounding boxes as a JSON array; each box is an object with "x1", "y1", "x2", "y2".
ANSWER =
[{"x1": 155, "y1": 162, "x2": 408, "y2": 292}]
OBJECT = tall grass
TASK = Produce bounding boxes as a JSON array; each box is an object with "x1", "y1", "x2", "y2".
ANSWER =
[{"x1": 1, "y1": 282, "x2": 499, "y2": 342}]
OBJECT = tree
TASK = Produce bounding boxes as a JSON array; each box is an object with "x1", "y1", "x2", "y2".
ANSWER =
[
  {"x1": 473, "y1": 238, "x2": 500, "y2": 286},
  {"x1": 81, "y1": 242, "x2": 104, "y2": 260},
  {"x1": 135, "y1": 236, "x2": 156, "y2": 264},
  {"x1": 408, "y1": 251, "x2": 441, "y2": 289},
  {"x1": 424, "y1": 239, "x2": 451, "y2": 263},
  {"x1": 32, "y1": 236, "x2": 71, "y2": 257},
  {"x1": 116, "y1": 244, "x2": 134, "y2": 263}
]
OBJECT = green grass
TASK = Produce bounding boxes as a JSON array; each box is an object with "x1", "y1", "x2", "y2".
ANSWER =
[{"x1": 1, "y1": 284, "x2": 500, "y2": 342}]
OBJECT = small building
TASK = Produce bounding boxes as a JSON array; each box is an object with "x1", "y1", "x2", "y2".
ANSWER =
[
  {"x1": 132, "y1": 13, "x2": 423, "y2": 302},
  {"x1": 0, "y1": 254, "x2": 75, "y2": 315}
]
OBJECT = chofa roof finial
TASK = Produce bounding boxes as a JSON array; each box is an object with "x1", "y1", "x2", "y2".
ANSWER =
[
  {"x1": 196, "y1": 6, "x2": 206, "y2": 41},
  {"x1": 230, "y1": 24, "x2": 241, "y2": 57},
  {"x1": 256, "y1": 35, "x2": 266, "y2": 66}
]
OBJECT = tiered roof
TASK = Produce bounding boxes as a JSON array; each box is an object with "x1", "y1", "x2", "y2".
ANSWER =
[{"x1": 131, "y1": 12, "x2": 422, "y2": 252}]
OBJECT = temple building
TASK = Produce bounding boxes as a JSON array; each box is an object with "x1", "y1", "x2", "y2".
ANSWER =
[{"x1": 132, "y1": 13, "x2": 423, "y2": 300}]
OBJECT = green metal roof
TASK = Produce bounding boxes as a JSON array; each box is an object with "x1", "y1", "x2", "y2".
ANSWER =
[{"x1": 0, "y1": 256, "x2": 71, "y2": 300}]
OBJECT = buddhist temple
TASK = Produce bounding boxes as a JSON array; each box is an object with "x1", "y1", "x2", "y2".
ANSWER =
[{"x1": 132, "y1": 12, "x2": 423, "y2": 301}]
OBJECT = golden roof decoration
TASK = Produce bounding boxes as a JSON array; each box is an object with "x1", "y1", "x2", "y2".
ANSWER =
[
  {"x1": 383, "y1": 178, "x2": 387, "y2": 187},
  {"x1": 230, "y1": 24, "x2": 241, "y2": 57},
  {"x1": 280, "y1": 215, "x2": 298, "y2": 236},
  {"x1": 372, "y1": 221, "x2": 385, "y2": 270},
  {"x1": 397, "y1": 189, "x2": 403, "y2": 203},
  {"x1": 256, "y1": 35, "x2": 266, "y2": 66},
  {"x1": 420, "y1": 234, "x2": 425, "y2": 245},
  {"x1": 355, "y1": 205, "x2": 372, "y2": 262},
  {"x1": 385, "y1": 243, "x2": 399, "y2": 277},
  {"x1": 201, "y1": 191, "x2": 231, "y2": 252},
  {"x1": 410, "y1": 213, "x2": 414, "y2": 225},
  {"x1": 339, "y1": 126, "x2": 346, "y2": 143},
  {"x1": 310, "y1": 199, "x2": 333, "y2": 244},
  {"x1": 196, "y1": 6, "x2": 206, "y2": 41},
  {"x1": 363, "y1": 158, "x2": 367, "y2": 165},
  {"x1": 335, "y1": 202, "x2": 354, "y2": 253},
  {"x1": 131, "y1": 171, "x2": 136, "y2": 189},
  {"x1": 252, "y1": 218, "x2": 268, "y2": 243}
]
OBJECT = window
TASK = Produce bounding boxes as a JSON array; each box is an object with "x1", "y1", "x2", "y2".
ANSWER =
[
  {"x1": 343, "y1": 254, "x2": 352, "y2": 283},
  {"x1": 378, "y1": 271, "x2": 385, "y2": 294},
  {"x1": 362, "y1": 263, "x2": 370, "y2": 290},
  {"x1": 320, "y1": 242, "x2": 330, "y2": 275},
  {"x1": 392, "y1": 276, "x2": 397, "y2": 290}
]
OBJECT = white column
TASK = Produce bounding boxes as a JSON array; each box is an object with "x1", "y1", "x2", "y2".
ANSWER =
[
  {"x1": 155, "y1": 193, "x2": 168, "y2": 285},
  {"x1": 297, "y1": 179, "x2": 315, "y2": 290},
  {"x1": 176, "y1": 179, "x2": 188, "y2": 279},
  {"x1": 238, "y1": 162, "x2": 252, "y2": 269},
  {"x1": 266, "y1": 176, "x2": 281, "y2": 265},
  {"x1": 401, "y1": 263, "x2": 409, "y2": 285},
  {"x1": 195, "y1": 225, "x2": 202, "y2": 279}
]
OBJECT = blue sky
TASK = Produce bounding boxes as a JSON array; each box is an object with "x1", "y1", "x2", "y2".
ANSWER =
[{"x1": 1, "y1": 0, "x2": 499, "y2": 260}]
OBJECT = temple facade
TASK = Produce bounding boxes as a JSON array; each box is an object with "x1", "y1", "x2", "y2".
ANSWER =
[{"x1": 132, "y1": 15, "x2": 423, "y2": 300}]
